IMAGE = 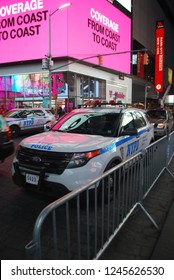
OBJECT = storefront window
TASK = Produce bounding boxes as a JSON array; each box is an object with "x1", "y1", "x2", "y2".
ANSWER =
[
  {"x1": 0, "y1": 73, "x2": 51, "y2": 109},
  {"x1": 0, "y1": 71, "x2": 106, "y2": 111},
  {"x1": 79, "y1": 74, "x2": 105, "y2": 103},
  {"x1": 55, "y1": 73, "x2": 68, "y2": 98},
  {"x1": 0, "y1": 76, "x2": 14, "y2": 111},
  {"x1": 12, "y1": 73, "x2": 49, "y2": 98},
  {"x1": 66, "y1": 73, "x2": 106, "y2": 109}
]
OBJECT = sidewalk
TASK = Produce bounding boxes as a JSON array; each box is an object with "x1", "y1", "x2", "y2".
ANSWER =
[
  {"x1": 151, "y1": 201, "x2": 174, "y2": 259},
  {"x1": 100, "y1": 160, "x2": 174, "y2": 260}
]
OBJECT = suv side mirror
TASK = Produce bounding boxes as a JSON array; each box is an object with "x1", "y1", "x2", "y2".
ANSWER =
[{"x1": 44, "y1": 123, "x2": 52, "y2": 132}]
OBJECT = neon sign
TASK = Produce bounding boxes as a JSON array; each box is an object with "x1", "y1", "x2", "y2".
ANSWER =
[{"x1": 0, "y1": 0, "x2": 131, "y2": 74}]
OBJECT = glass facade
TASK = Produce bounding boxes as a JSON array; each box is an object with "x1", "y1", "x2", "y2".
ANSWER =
[
  {"x1": 68, "y1": 72, "x2": 106, "y2": 108},
  {"x1": 0, "y1": 73, "x2": 49, "y2": 110},
  {"x1": 0, "y1": 71, "x2": 106, "y2": 111}
]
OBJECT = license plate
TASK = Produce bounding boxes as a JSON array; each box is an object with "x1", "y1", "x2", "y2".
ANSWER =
[{"x1": 26, "y1": 173, "x2": 39, "y2": 185}]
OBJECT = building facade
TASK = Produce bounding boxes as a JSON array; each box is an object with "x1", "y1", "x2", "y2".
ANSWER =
[
  {"x1": 132, "y1": 0, "x2": 174, "y2": 107},
  {"x1": 0, "y1": 0, "x2": 173, "y2": 111}
]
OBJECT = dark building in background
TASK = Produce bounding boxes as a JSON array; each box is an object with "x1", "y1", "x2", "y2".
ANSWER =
[{"x1": 132, "y1": 0, "x2": 174, "y2": 107}]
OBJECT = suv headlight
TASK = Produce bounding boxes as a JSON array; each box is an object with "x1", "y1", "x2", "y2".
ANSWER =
[
  {"x1": 157, "y1": 123, "x2": 165, "y2": 129},
  {"x1": 67, "y1": 149, "x2": 101, "y2": 168}
]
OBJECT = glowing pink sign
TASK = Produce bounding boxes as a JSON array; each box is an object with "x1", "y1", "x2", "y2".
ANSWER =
[{"x1": 0, "y1": 0, "x2": 131, "y2": 73}]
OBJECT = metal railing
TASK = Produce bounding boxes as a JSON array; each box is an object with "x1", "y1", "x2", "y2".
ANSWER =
[{"x1": 25, "y1": 132, "x2": 174, "y2": 260}]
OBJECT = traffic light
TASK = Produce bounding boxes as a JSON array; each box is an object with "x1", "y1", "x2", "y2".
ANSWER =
[
  {"x1": 98, "y1": 55, "x2": 103, "y2": 65},
  {"x1": 143, "y1": 52, "x2": 149, "y2": 65}
]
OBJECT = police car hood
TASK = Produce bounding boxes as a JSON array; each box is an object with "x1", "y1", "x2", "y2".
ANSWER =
[{"x1": 21, "y1": 131, "x2": 116, "y2": 152}]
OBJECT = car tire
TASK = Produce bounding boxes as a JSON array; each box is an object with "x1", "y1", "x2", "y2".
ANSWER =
[
  {"x1": 98, "y1": 161, "x2": 120, "y2": 203},
  {"x1": 10, "y1": 125, "x2": 20, "y2": 138}
]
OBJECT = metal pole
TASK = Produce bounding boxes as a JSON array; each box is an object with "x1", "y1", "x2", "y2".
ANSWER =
[
  {"x1": 145, "y1": 86, "x2": 151, "y2": 110},
  {"x1": 48, "y1": 3, "x2": 71, "y2": 109},
  {"x1": 145, "y1": 86, "x2": 147, "y2": 110}
]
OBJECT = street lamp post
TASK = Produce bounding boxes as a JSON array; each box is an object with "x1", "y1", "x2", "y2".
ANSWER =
[
  {"x1": 145, "y1": 86, "x2": 151, "y2": 109},
  {"x1": 48, "y1": 3, "x2": 71, "y2": 109}
]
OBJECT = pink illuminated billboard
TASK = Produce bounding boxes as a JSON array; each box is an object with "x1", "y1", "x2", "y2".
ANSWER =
[{"x1": 0, "y1": 0, "x2": 131, "y2": 73}]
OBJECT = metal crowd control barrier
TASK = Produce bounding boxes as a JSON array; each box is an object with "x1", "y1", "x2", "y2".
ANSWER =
[{"x1": 25, "y1": 132, "x2": 174, "y2": 260}]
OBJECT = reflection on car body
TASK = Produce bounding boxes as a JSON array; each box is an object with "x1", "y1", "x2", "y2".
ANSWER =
[
  {"x1": 12, "y1": 106, "x2": 154, "y2": 196},
  {"x1": 4, "y1": 107, "x2": 56, "y2": 138}
]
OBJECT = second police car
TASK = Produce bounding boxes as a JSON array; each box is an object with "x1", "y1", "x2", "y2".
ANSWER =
[
  {"x1": 12, "y1": 106, "x2": 154, "y2": 196},
  {"x1": 4, "y1": 107, "x2": 56, "y2": 138}
]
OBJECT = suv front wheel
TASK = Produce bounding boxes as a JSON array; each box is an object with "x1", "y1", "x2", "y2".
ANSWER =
[
  {"x1": 10, "y1": 125, "x2": 20, "y2": 138},
  {"x1": 98, "y1": 161, "x2": 120, "y2": 203}
]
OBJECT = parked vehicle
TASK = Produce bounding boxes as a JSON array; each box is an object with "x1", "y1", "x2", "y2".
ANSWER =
[
  {"x1": 12, "y1": 106, "x2": 154, "y2": 196},
  {"x1": 0, "y1": 114, "x2": 14, "y2": 163},
  {"x1": 4, "y1": 107, "x2": 56, "y2": 138},
  {"x1": 146, "y1": 108, "x2": 173, "y2": 138}
]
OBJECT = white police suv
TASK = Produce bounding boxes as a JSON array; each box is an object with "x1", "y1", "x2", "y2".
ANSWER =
[
  {"x1": 4, "y1": 107, "x2": 56, "y2": 138},
  {"x1": 12, "y1": 106, "x2": 154, "y2": 195}
]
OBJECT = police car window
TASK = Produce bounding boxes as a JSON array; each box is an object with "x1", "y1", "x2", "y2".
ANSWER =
[
  {"x1": 133, "y1": 112, "x2": 146, "y2": 128},
  {"x1": 4, "y1": 110, "x2": 24, "y2": 118},
  {"x1": 24, "y1": 110, "x2": 34, "y2": 118},
  {"x1": 34, "y1": 110, "x2": 45, "y2": 116},
  {"x1": 54, "y1": 112, "x2": 119, "y2": 136},
  {"x1": 45, "y1": 109, "x2": 54, "y2": 115},
  {"x1": 120, "y1": 112, "x2": 135, "y2": 133}
]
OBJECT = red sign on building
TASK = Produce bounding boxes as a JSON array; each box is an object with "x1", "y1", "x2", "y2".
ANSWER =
[
  {"x1": 137, "y1": 52, "x2": 144, "y2": 78},
  {"x1": 154, "y1": 21, "x2": 164, "y2": 92}
]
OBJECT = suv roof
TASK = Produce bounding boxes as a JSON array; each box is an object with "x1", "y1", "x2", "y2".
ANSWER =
[
  {"x1": 63, "y1": 106, "x2": 145, "y2": 114},
  {"x1": 5, "y1": 107, "x2": 49, "y2": 112}
]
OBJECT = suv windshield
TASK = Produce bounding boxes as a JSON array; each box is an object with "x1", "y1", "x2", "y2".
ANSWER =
[
  {"x1": 52, "y1": 112, "x2": 120, "y2": 136},
  {"x1": 147, "y1": 110, "x2": 166, "y2": 119}
]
